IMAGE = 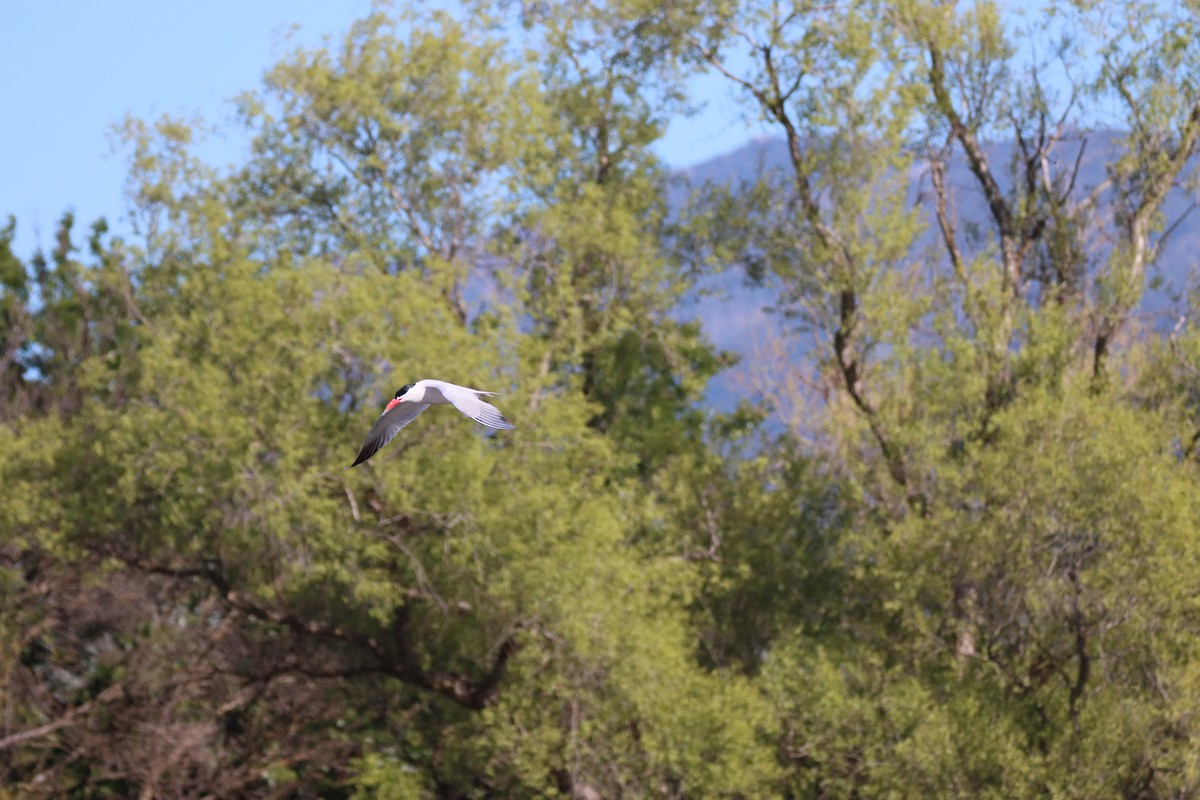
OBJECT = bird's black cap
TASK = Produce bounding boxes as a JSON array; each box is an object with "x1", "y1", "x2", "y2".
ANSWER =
[{"x1": 396, "y1": 383, "x2": 416, "y2": 398}]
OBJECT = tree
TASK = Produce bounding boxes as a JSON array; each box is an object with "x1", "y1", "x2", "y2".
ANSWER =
[
  {"x1": 5, "y1": 0, "x2": 1200, "y2": 796},
  {"x1": 0, "y1": 6, "x2": 777, "y2": 797},
  {"x1": 680, "y1": 0, "x2": 1200, "y2": 795}
]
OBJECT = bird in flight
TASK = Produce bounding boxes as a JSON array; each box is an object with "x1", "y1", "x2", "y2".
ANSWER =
[{"x1": 347, "y1": 379, "x2": 516, "y2": 468}]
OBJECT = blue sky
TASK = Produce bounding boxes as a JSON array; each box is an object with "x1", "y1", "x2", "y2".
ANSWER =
[{"x1": 1, "y1": 2, "x2": 757, "y2": 258}]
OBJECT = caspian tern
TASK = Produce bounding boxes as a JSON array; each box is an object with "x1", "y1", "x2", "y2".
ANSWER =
[{"x1": 346, "y1": 379, "x2": 516, "y2": 468}]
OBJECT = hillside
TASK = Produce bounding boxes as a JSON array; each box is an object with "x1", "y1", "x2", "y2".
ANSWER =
[{"x1": 678, "y1": 132, "x2": 1200, "y2": 411}]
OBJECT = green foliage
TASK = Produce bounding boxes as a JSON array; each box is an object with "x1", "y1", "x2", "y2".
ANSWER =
[
  {"x1": 4, "y1": 0, "x2": 1200, "y2": 797},
  {"x1": 352, "y1": 753, "x2": 431, "y2": 800}
]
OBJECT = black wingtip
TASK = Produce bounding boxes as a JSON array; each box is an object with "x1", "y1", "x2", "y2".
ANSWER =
[{"x1": 346, "y1": 447, "x2": 376, "y2": 469}]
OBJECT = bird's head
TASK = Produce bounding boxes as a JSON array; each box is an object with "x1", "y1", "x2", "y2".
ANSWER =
[{"x1": 384, "y1": 383, "x2": 417, "y2": 412}]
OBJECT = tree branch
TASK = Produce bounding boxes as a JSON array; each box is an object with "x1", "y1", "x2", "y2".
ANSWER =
[
  {"x1": 928, "y1": 41, "x2": 1021, "y2": 294},
  {"x1": 112, "y1": 552, "x2": 516, "y2": 710}
]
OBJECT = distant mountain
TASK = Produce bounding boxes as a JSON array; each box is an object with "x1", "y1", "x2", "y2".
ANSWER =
[
  {"x1": 674, "y1": 135, "x2": 794, "y2": 187},
  {"x1": 672, "y1": 133, "x2": 1200, "y2": 414}
]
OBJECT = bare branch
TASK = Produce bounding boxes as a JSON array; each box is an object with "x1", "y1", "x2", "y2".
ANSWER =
[
  {"x1": 929, "y1": 153, "x2": 968, "y2": 291},
  {"x1": 0, "y1": 682, "x2": 126, "y2": 752},
  {"x1": 1169, "y1": 316, "x2": 1200, "y2": 379},
  {"x1": 928, "y1": 41, "x2": 1021, "y2": 294},
  {"x1": 109, "y1": 552, "x2": 511, "y2": 710},
  {"x1": 1148, "y1": 200, "x2": 1200, "y2": 265}
]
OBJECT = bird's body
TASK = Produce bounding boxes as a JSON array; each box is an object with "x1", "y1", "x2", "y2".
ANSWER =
[{"x1": 346, "y1": 379, "x2": 515, "y2": 468}]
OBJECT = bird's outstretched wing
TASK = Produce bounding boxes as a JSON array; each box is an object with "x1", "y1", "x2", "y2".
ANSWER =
[
  {"x1": 346, "y1": 402, "x2": 430, "y2": 468},
  {"x1": 442, "y1": 385, "x2": 516, "y2": 430}
]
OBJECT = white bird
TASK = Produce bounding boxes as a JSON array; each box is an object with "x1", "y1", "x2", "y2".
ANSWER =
[{"x1": 346, "y1": 379, "x2": 516, "y2": 468}]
